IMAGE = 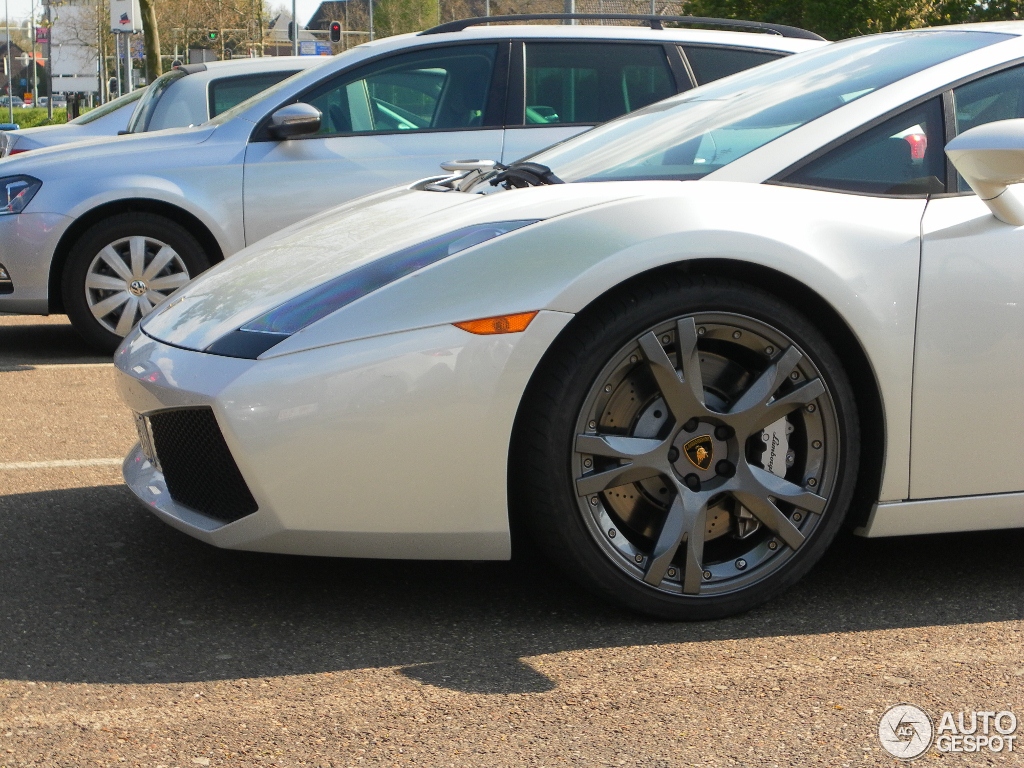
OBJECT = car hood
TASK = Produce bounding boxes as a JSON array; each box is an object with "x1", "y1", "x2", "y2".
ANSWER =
[
  {"x1": 0, "y1": 124, "x2": 216, "y2": 174},
  {"x1": 140, "y1": 182, "x2": 648, "y2": 352}
]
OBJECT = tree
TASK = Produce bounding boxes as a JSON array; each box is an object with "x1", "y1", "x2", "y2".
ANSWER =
[{"x1": 139, "y1": 0, "x2": 162, "y2": 78}]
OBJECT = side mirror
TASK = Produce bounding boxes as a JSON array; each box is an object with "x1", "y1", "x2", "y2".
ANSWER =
[
  {"x1": 268, "y1": 103, "x2": 322, "y2": 140},
  {"x1": 947, "y1": 118, "x2": 1024, "y2": 225}
]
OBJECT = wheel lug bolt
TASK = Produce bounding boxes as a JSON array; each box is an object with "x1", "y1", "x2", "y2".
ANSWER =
[
  {"x1": 684, "y1": 474, "x2": 701, "y2": 491},
  {"x1": 590, "y1": 496, "x2": 599, "y2": 506},
  {"x1": 793, "y1": 512, "x2": 803, "y2": 522},
  {"x1": 608, "y1": 528, "x2": 616, "y2": 538},
  {"x1": 716, "y1": 460, "x2": 735, "y2": 478},
  {"x1": 604, "y1": 385, "x2": 612, "y2": 393},
  {"x1": 790, "y1": 371, "x2": 799, "y2": 380},
  {"x1": 806, "y1": 404, "x2": 816, "y2": 413},
  {"x1": 702, "y1": 570, "x2": 712, "y2": 580},
  {"x1": 629, "y1": 355, "x2": 638, "y2": 363},
  {"x1": 697, "y1": 327, "x2": 706, "y2": 335},
  {"x1": 807, "y1": 478, "x2": 817, "y2": 487},
  {"x1": 583, "y1": 458, "x2": 592, "y2": 468},
  {"x1": 662, "y1": 334, "x2": 671, "y2": 344},
  {"x1": 714, "y1": 425, "x2": 732, "y2": 441},
  {"x1": 667, "y1": 447, "x2": 679, "y2": 463},
  {"x1": 732, "y1": 330, "x2": 741, "y2": 339},
  {"x1": 588, "y1": 420, "x2": 597, "y2": 429},
  {"x1": 667, "y1": 567, "x2": 677, "y2": 578},
  {"x1": 634, "y1": 553, "x2": 644, "y2": 563},
  {"x1": 683, "y1": 418, "x2": 699, "y2": 432},
  {"x1": 768, "y1": 540, "x2": 778, "y2": 551},
  {"x1": 765, "y1": 346, "x2": 774, "y2": 355},
  {"x1": 735, "y1": 559, "x2": 747, "y2": 570},
  {"x1": 812, "y1": 440, "x2": 822, "y2": 449}
]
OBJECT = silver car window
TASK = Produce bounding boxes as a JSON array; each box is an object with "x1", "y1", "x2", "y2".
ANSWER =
[{"x1": 532, "y1": 30, "x2": 1010, "y2": 183}]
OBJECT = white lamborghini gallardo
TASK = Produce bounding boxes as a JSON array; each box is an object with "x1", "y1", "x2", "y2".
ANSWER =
[{"x1": 117, "y1": 24, "x2": 1024, "y2": 618}]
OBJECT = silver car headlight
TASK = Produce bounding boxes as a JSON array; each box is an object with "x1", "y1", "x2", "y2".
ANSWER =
[
  {"x1": 0, "y1": 175, "x2": 41, "y2": 214},
  {"x1": 205, "y1": 219, "x2": 540, "y2": 359}
]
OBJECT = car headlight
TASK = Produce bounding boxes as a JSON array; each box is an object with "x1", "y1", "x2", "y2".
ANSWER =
[
  {"x1": 205, "y1": 219, "x2": 540, "y2": 359},
  {"x1": 0, "y1": 175, "x2": 41, "y2": 214}
]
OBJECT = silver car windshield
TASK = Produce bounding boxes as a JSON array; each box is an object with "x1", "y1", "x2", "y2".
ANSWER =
[
  {"x1": 531, "y1": 30, "x2": 1011, "y2": 183},
  {"x1": 71, "y1": 88, "x2": 145, "y2": 125}
]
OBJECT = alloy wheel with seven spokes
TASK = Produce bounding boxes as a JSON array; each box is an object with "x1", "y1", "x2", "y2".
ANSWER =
[
  {"x1": 573, "y1": 312, "x2": 840, "y2": 598},
  {"x1": 84, "y1": 235, "x2": 191, "y2": 336}
]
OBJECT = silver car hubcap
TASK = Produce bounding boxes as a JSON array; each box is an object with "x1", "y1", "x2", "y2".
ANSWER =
[
  {"x1": 84, "y1": 236, "x2": 190, "y2": 336},
  {"x1": 573, "y1": 313, "x2": 840, "y2": 597}
]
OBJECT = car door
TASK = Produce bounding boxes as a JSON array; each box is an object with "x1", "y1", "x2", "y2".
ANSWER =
[
  {"x1": 501, "y1": 40, "x2": 684, "y2": 165},
  {"x1": 912, "y1": 65, "x2": 1024, "y2": 498},
  {"x1": 241, "y1": 43, "x2": 507, "y2": 245}
]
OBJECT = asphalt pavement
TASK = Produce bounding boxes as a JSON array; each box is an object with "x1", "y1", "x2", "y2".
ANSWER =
[{"x1": 0, "y1": 314, "x2": 1022, "y2": 767}]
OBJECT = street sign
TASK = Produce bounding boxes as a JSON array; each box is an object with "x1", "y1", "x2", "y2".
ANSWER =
[
  {"x1": 110, "y1": 0, "x2": 143, "y2": 34},
  {"x1": 299, "y1": 41, "x2": 332, "y2": 56},
  {"x1": 35, "y1": 27, "x2": 48, "y2": 44}
]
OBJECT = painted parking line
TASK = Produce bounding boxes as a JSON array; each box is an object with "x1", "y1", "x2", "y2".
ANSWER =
[
  {"x1": 0, "y1": 362, "x2": 113, "y2": 371},
  {"x1": 0, "y1": 458, "x2": 123, "y2": 470}
]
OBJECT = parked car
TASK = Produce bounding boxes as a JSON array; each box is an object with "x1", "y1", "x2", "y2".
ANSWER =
[
  {"x1": 0, "y1": 89, "x2": 146, "y2": 156},
  {"x1": 0, "y1": 15, "x2": 824, "y2": 351},
  {"x1": 0, "y1": 96, "x2": 25, "y2": 108},
  {"x1": 118, "y1": 23, "x2": 1024, "y2": 619},
  {"x1": 0, "y1": 58, "x2": 324, "y2": 157}
]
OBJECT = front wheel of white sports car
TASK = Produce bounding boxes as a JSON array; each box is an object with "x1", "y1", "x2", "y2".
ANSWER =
[{"x1": 515, "y1": 275, "x2": 860, "y2": 620}]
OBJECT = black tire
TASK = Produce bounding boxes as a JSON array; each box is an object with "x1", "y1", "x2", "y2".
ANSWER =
[
  {"x1": 62, "y1": 213, "x2": 211, "y2": 353},
  {"x1": 513, "y1": 274, "x2": 860, "y2": 620}
]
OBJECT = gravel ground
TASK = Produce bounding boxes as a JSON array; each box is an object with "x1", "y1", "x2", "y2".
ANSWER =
[{"x1": 1, "y1": 315, "x2": 1022, "y2": 767}]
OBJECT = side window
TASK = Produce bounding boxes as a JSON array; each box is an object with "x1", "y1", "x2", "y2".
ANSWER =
[
  {"x1": 522, "y1": 43, "x2": 674, "y2": 125},
  {"x1": 683, "y1": 46, "x2": 783, "y2": 85},
  {"x1": 783, "y1": 98, "x2": 946, "y2": 196},
  {"x1": 301, "y1": 45, "x2": 497, "y2": 135},
  {"x1": 953, "y1": 65, "x2": 1024, "y2": 191},
  {"x1": 209, "y1": 71, "x2": 298, "y2": 118}
]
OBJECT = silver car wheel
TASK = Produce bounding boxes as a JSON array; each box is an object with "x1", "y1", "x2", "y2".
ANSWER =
[
  {"x1": 572, "y1": 312, "x2": 841, "y2": 597},
  {"x1": 84, "y1": 235, "x2": 191, "y2": 337}
]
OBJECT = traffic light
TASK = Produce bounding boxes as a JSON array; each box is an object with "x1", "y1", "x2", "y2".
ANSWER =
[
  {"x1": 287, "y1": 21, "x2": 296, "y2": 42},
  {"x1": 208, "y1": 30, "x2": 218, "y2": 41},
  {"x1": 329, "y1": 21, "x2": 341, "y2": 43}
]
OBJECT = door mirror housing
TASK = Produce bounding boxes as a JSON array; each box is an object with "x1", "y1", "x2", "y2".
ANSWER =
[
  {"x1": 268, "y1": 103, "x2": 322, "y2": 140},
  {"x1": 947, "y1": 118, "x2": 1024, "y2": 225}
]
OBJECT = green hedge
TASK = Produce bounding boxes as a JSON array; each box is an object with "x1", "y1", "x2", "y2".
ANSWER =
[{"x1": 1, "y1": 108, "x2": 69, "y2": 128}]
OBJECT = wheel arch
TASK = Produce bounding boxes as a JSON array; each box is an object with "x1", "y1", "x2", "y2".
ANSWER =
[
  {"x1": 509, "y1": 258, "x2": 885, "y2": 535},
  {"x1": 48, "y1": 198, "x2": 225, "y2": 314}
]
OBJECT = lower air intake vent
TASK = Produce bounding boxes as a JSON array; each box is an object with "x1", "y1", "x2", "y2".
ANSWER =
[{"x1": 148, "y1": 407, "x2": 258, "y2": 522}]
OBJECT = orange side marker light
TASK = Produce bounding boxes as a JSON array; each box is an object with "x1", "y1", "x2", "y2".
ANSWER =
[{"x1": 454, "y1": 311, "x2": 538, "y2": 335}]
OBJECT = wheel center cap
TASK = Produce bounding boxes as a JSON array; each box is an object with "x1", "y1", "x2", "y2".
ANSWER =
[
  {"x1": 682, "y1": 435, "x2": 714, "y2": 471},
  {"x1": 128, "y1": 279, "x2": 148, "y2": 297}
]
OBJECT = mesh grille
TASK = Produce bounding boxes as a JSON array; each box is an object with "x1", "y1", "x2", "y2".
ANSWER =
[{"x1": 148, "y1": 407, "x2": 258, "y2": 522}]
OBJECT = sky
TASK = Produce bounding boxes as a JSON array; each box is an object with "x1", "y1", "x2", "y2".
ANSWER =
[{"x1": 5, "y1": 0, "x2": 325, "y2": 28}]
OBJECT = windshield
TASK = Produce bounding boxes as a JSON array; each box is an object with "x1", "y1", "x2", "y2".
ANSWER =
[
  {"x1": 530, "y1": 30, "x2": 1010, "y2": 183},
  {"x1": 71, "y1": 88, "x2": 145, "y2": 125},
  {"x1": 205, "y1": 64, "x2": 330, "y2": 127},
  {"x1": 126, "y1": 70, "x2": 186, "y2": 133}
]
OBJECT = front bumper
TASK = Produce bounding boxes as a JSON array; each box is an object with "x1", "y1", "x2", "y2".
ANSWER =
[
  {"x1": 115, "y1": 311, "x2": 572, "y2": 560},
  {"x1": 0, "y1": 212, "x2": 73, "y2": 313}
]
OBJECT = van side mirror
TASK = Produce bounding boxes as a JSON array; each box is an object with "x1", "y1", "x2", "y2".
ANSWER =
[
  {"x1": 947, "y1": 118, "x2": 1024, "y2": 225},
  {"x1": 268, "y1": 103, "x2": 322, "y2": 140}
]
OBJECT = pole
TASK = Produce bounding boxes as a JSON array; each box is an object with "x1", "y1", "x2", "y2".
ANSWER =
[
  {"x1": 124, "y1": 34, "x2": 132, "y2": 93},
  {"x1": 291, "y1": 0, "x2": 297, "y2": 55},
  {"x1": 5, "y1": 0, "x2": 12, "y2": 124},
  {"x1": 369, "y1": 0, "x2": 374, "y2": 41},
  {"x1": 45, "y1": 0, "x2": 51, "y2": 119},
  {"x1": 115, "y1": 34, "x2": 122, "y2": 96},
  {"x1": 30, "y1": 0, "x2": 36, "y2": 105}
]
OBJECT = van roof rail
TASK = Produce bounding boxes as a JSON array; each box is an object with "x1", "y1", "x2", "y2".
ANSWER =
[{"x1": 420, "y1": 14, "x2": 825, "y2": 41}]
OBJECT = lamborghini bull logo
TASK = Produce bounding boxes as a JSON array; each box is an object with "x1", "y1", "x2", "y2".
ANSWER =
[{"x1": 683, "y1": 435, "x2": 714, "y2": 471}]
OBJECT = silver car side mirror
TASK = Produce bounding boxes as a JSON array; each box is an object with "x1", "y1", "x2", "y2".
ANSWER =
[
  {"x1": 947, "y1": 118, "x2": 1024, "y2": 225},
  {"x1": 268, "y1": 103, "x2": 322, "y2": 140}
]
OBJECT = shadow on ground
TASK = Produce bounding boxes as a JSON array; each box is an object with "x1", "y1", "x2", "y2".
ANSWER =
[
  {"x1": 0, "y1": 317, "x2": 110, "y2": 367},
  {"x1": 1, "y1": 484, "x2": 1021, "y2": 692}
]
